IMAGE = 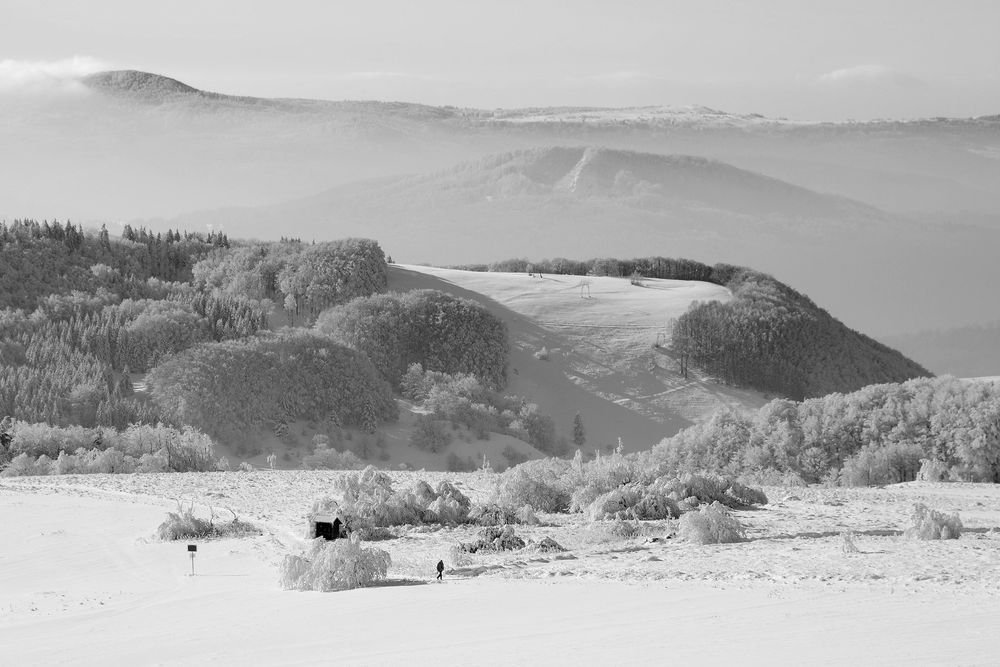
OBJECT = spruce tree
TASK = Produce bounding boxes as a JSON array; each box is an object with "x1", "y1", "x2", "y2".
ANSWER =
[{"x1": 572, "y1": 412, "x2": 586, "y2": 446}]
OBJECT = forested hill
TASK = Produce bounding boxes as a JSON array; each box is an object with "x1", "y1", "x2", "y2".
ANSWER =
[
  {"x1": 672, "y1": 266, "x2": 931, "y2": 400},
  {"x1": 457, "y1": 256, "x2": 930, "y2": 400}
]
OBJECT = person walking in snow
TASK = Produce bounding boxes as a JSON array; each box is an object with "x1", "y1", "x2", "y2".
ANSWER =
[{"x1": 436, "y1": 560, "x2": 444, "y2": 581}]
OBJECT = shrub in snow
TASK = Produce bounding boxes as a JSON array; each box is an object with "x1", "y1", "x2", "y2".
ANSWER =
[
  {"x1": 568, "y1": 450, "x2": 639, "y2": 513},
  {"x1": 678, "y1": 501, "x2": 746, "y2": 544},
  {"x1": 436, "y1": 481, "x2": 472, "y2": 512},
  {"x1": 585, "y1": 514, "x2": 643, "y2": 542},
  {"x1": 584, "y1": 483, "x2": 679, "y2": 521},
  {"x1": 325, "y1": 467, "x2": 472, "y2": 530},
  {"x1": 460, "y1": 525, "x2": 526, "y2": 553},
  {"x1": 303, "y1": 441, "x2": 364, "y2": 470},
  {"x1": 916, "y1": 459, "x2": 949, "y2": 482},
  {"x1": 661, "y1": 473, "x2": 767, "y2": 509},
  {"x1": 493, "y1": 458, "x2": 573, "y2": 513},
  {"x1": 725, "y1": 480, "x2": 769, "y2": 507},
  {"x1": 448, "y1": 543, "x2": 474, "y2": 567},
  {"x1": 841, "y1": 530, "x2": 860, "y2": 555},
  {"x1": 515, "y1": 504, "x2": 540, "y2": 525},
  {"x1": 665, "y1": 473, "x2": 729, "y2": 505},
  {"x1": 156, "y1": 504, "x2": 259, "y2": 541},
  {"x1": 1, "y1": 452, "x2": 51, "y2": 477},
  {"x1": 280, "y1": 536, "x2": 391, "y2": 592},
  {"x1": 534, "y1": 537, "x2": 566, "y2": 552},
  {"x1": 904, "y1": 503, "x2": 962, "y2": 540},
  {"x1": 468, "y1": 503, "x2": 520, "y2": 526},
  {"x1": 136, "y1": 448, "x2": 170, "y2": 473}
]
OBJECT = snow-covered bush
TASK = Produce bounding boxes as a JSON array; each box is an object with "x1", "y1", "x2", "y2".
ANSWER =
[
  {"x1": 660, "y1": 473, "x2": 767, "y2": 509},
  {"x1": 1, "y1": 452, "x2": 51, "y2": 476},
  {"x1": 725, "y1": 480, "x2": 769, "y2": 507},
  {"x1": 493, "y1": 458, "x2": 573, "y2": 513},
  {"x1": 533, "y1": 536, "x2": 566, "y2": 552},
  {"x1": 568, "y1": 450, "x2": 640, "y2": 512},
  {"x1": 156, "y1": 504, "x2": 259, "y2": 541},
  {"x1": 326, "y1": 467, "x2": 472, "y2": 530},
  {"x1": 280, "y1": 536, "x2": 391, "y2": 592},
  {"x1": 515, "y1": 504, "x2": 540, "y2": 525},
  {"x1": 459, "y1": 525, "x2": 526, "y2": 553},
  {"x1": 449, "y1": 543, "x2": 474, "y2": 567},
  {"x1": 916, "y1": 459, "x2": 949, "y2": 482},
  {"x1": 678, "y1": 501, "x2": 746, "y2": 544},
  {"x1": 468, "y1": 502, "x2": 543, "y2": 526},
  {"x1": 136, "y1": 448, "x2": 170, "y2": 473},
  {"x1": 584, "y1": 483, "x2": 680, "y2": 521},
  {"x1": 303, "y1": 441, "x2": 364, "y2": 470},
  {"x1": 904, "y1": 503, "x2": 962, "y2": 540},
  {"x1": 585, "y1": 513, "x2": 644, "y2": 542}
]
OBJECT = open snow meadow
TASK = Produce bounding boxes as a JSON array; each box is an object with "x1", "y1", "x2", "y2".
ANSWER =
[{"x1": 3, "y1": 470, "x2": 1000, "y2": 666}]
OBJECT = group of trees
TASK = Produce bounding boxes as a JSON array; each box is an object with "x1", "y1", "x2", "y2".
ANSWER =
[
  {"x1": 0, "y1": 223, "x2": 413, "y2": 473},
  {"x1": 0, "y1": 420, "x2": 219, "y2": 476},
  {"x1": 315, "y1": 289, "x2": 509, "y2": 389},
  {"x1": 0, "y1": 291, "x2": 268, "y2": 430},
  {"x1": 0, "y1": 219, "x2": 223, "y2": 311},
  {"x1": 649, "y1": 376, "x2": 1000, "y2": 485},
  {"x1": 400, "y1": 364, "x2": 564, "y2": 456},
  {"x1": 147, "y1": 331, "x2": 398, "y2": 442},
  {"x1": 191, "y1": 238, "x2": 388, "y2": 322},
  {"x1": 667, "y1": 267, "x2": 930, "y2": 399},
  {"x1": 453, "y1": 255, "x2": 725, "y2": 283}
]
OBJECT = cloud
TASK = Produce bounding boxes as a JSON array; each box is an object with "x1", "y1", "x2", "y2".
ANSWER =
[
  {"x1": 815, "y1": 64, "x2": 925, "y2": 88},
  {"x1": 0, "y1": 56, "x2": 109, "y2": 93}
]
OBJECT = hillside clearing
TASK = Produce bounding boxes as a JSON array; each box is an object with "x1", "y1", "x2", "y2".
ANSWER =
[{"x1": 390, "y1": 265, "x2": 767, "y2": 452}]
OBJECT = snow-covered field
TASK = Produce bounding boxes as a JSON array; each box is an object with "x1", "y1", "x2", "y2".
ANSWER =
[{"x1": 3, "y1": 471, "x2": 999, "y2": 666}]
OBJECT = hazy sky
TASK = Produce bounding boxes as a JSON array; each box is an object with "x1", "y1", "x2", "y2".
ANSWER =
[{"x1": 2, "y1": 0, "x2": 998, "y2": 119}]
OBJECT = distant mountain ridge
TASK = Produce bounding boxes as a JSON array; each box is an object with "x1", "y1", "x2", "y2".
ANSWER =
[
  {"x1": 82, "y1": 70, "x2": 198, "y2": 98},
  {"x1": 173, "y1": 145, "x2": 896, "y2": 254},
  {"x1": 79, "y1": 70, "x2": 999, "y2": 128},
  {"x1": 4, "y1": 68, "x2": 1000, "y2": 341}
]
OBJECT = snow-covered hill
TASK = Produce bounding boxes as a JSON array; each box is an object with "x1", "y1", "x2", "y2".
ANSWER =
[{"x1": 388, "y1": 264, "x2": 767, "y2": 453}]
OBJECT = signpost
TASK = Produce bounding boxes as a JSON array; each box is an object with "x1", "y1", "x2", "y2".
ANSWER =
[{"x1": 188, "y1": 544, "x2": 197, "y2": 576}]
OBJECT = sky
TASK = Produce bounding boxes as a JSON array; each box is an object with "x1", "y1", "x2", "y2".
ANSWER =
[{"x1": 1, "y1": 0, "x2": 999, "y2": 119}]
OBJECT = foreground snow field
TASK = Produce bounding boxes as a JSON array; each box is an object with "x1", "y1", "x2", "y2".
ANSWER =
[{"x1": 2, "y1": 471, "x2": 999, "y2": 666}]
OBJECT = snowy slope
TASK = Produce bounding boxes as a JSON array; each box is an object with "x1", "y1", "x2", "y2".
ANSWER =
[
  {"x1": 2, "y1": 473, "x2": 999, "y2": 666},
  {"x1": 389, "y1": 265, "x2": 767, "y2": 453}
]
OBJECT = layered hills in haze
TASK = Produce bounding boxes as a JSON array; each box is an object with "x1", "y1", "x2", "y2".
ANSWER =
[
  {"x1": 3, "y1": 69, "x2": 1000, "y2": 367},
  {"x1": 174, "y1": 145, "x2": 1000, "y2": 345}
]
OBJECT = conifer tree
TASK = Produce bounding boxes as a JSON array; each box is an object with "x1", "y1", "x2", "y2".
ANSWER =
[{"x1": 573, "y1": 412, "x2": 586, "y2": 446}]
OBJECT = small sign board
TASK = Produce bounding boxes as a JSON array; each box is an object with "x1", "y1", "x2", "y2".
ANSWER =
[{"x1": 187, "y1": 544, "x2": 197, "y2": 552}]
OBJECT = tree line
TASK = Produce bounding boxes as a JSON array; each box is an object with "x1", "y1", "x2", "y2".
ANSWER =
[
  {"x1": 647, "y1": 376, "x2": 1000, "y2": 485},
  {"x1": 192, "y1": 238, "x2": 388, "y2": 323}
]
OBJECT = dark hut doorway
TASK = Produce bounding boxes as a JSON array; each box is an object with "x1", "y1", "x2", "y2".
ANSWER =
[{"x1": 315, "y1": 518, "x2": 341, "y2": 540}]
